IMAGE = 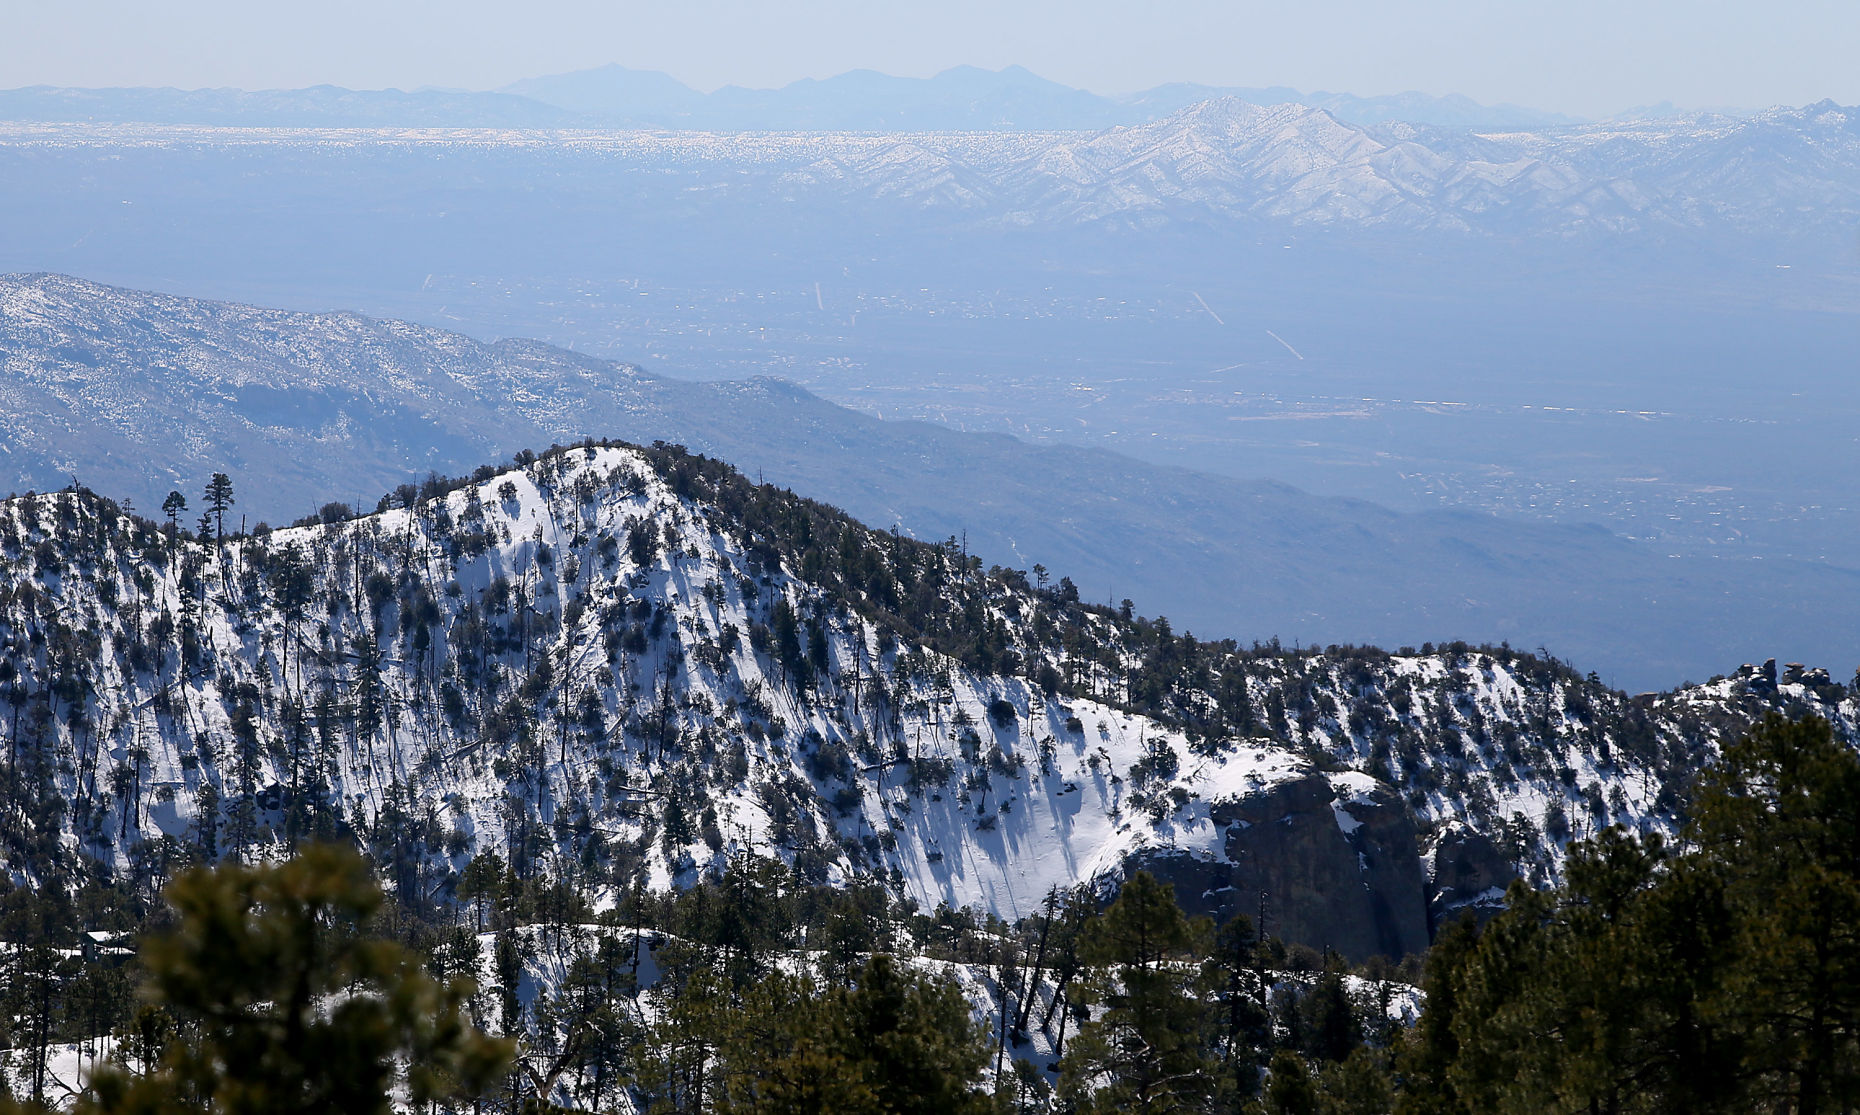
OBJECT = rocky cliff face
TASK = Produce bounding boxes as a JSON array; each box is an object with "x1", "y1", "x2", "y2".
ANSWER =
[
  {"x1": 1134, "y1": 771, "x2": 1429, "y2": 960},
  {"x1": 1428, "y1": 825, "x2": 1523, "y2": 928},
  {"x1": 0, "y1": 441, "x2": 1852, "y2": 956}
]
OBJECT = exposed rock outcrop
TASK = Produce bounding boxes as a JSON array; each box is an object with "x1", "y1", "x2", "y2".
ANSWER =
[
  {"x1": 1132, "y1": 771, "x2": 1430, "y2": 961},
  {"x1": 1427, "y1": 825, "x2": 1520, "y2": 931}
]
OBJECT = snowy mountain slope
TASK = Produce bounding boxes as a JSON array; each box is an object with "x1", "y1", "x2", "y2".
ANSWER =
[
  {"x1": 0, "y1": 442, "x2": 1852, "y2": 956},
  {"x1": 911, "y1": 98, "x2": 1860, "y2": 234},
  {"x1": 0, "y1": 443, "x2": 1320, "y2": 928},
  {"x1": 8, "y1": 273, "x2": 1860, "y2": 694}
]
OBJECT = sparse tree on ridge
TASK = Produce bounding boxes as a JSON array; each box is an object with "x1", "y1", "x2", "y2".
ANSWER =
[
  {"x1": 204, "y1": 472, "x2": 234, "y2": 545},
  {"x1": 160, "y1": 491, "x2": 186, "y2": 553}
]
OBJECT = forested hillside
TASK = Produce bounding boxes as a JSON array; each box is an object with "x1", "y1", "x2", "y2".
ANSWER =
[
  {"x1": 0, "y1": 439, "x2": 1855, "y2": 1110},
  {"x1": 0, "y1": 440, "x2": 1849, "y2": 921}
]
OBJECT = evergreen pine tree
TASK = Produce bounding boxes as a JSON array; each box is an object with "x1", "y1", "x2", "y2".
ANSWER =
[
  {"x1": 1690, "y1": 715, "x2": 1860, "y2": 1114},
  {"x1": 77, "y1": 844, "x2": 509, "y2": 1114},
  {"x1": 1058, "y1": 871, "x2": 1216, "y2": 1113}
]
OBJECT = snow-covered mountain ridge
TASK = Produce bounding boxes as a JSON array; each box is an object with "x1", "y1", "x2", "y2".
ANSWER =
[
  {"x1": 10, "y1": 272, "x2": 1860, "y2": 696},
  {"x1": 7, "y1": 97, "x2": 1853, "y2": 238},
  {"x1": 0, "y1": 442, "x2": 1852, "y2": 956}
]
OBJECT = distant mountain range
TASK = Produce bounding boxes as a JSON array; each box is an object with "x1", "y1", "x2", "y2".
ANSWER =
[
  {"x1": 5, "y1": 91, "x2": 1850, "y2": 243},
  {"x1": 0, "y1": 64, "x2": 1582, "y2": 131},
  {"x1": 782, "y1": 96, "x2": 1860, "y2": 236},
  {"x1": 505, "y1": 64, "x2": 1585, "y2": 131},
  {"x1": 3, "y1": 273, "x2": 1857, "y2": 691}
]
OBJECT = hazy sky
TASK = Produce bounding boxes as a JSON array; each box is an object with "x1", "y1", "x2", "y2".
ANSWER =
[{"x1": 8, "y1": 0, "x2": 1858, "y2": 118}]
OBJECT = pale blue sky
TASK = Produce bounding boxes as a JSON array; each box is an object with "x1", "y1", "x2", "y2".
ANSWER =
[{"x1": 6, "y1": 0, "x2": 1857, "y2": 117}]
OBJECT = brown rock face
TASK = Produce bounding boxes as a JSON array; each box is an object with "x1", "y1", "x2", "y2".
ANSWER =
[{"x1": 1128, "y1": 772, "x2": 1431, "y2": 962}]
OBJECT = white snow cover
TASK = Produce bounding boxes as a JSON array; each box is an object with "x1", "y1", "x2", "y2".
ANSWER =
[
  {"x1": 0, "y1": 442, "x2": 1853, "y2": 917},
  {"x1": 0, "y1": 445, "x2": 1321, "y2": 922}
]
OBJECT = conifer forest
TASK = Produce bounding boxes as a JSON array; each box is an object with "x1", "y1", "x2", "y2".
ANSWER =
[{"x1": 0, "y1": 441, "x2": 1849, "y2": 1111}]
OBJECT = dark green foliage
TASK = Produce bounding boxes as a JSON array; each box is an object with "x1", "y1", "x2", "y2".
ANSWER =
[
  {"x1": 1264, "y1": 1050, "x2": 1320, "y2": 1115},
  {"x1": 203, "y1": 473, "x2": 234, "y2": 546},
  {"x1": 1405, "y1": 715, "x2": 1860, "y2": 1115},
  {"x1": 77, "y1": 844, "x2": 509, "y2": 1114},
  {"x1": 1058, "y1": 872, "x2": 1217, "y2": 1112},
  {"x1": 1301, "y1": 958, "x2": 1363, "y2": 1064},
  {"x1": 639, "y1": 954, "x2": 996, "y2": 1115},
  {"x1": 1393, "y1": 914, "x2": 1476, "y2": 1115}
]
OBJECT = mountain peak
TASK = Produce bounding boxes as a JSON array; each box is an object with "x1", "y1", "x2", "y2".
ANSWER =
[{"x1": 0, "y1": 432, "x2": 1852, "y2": 953}]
